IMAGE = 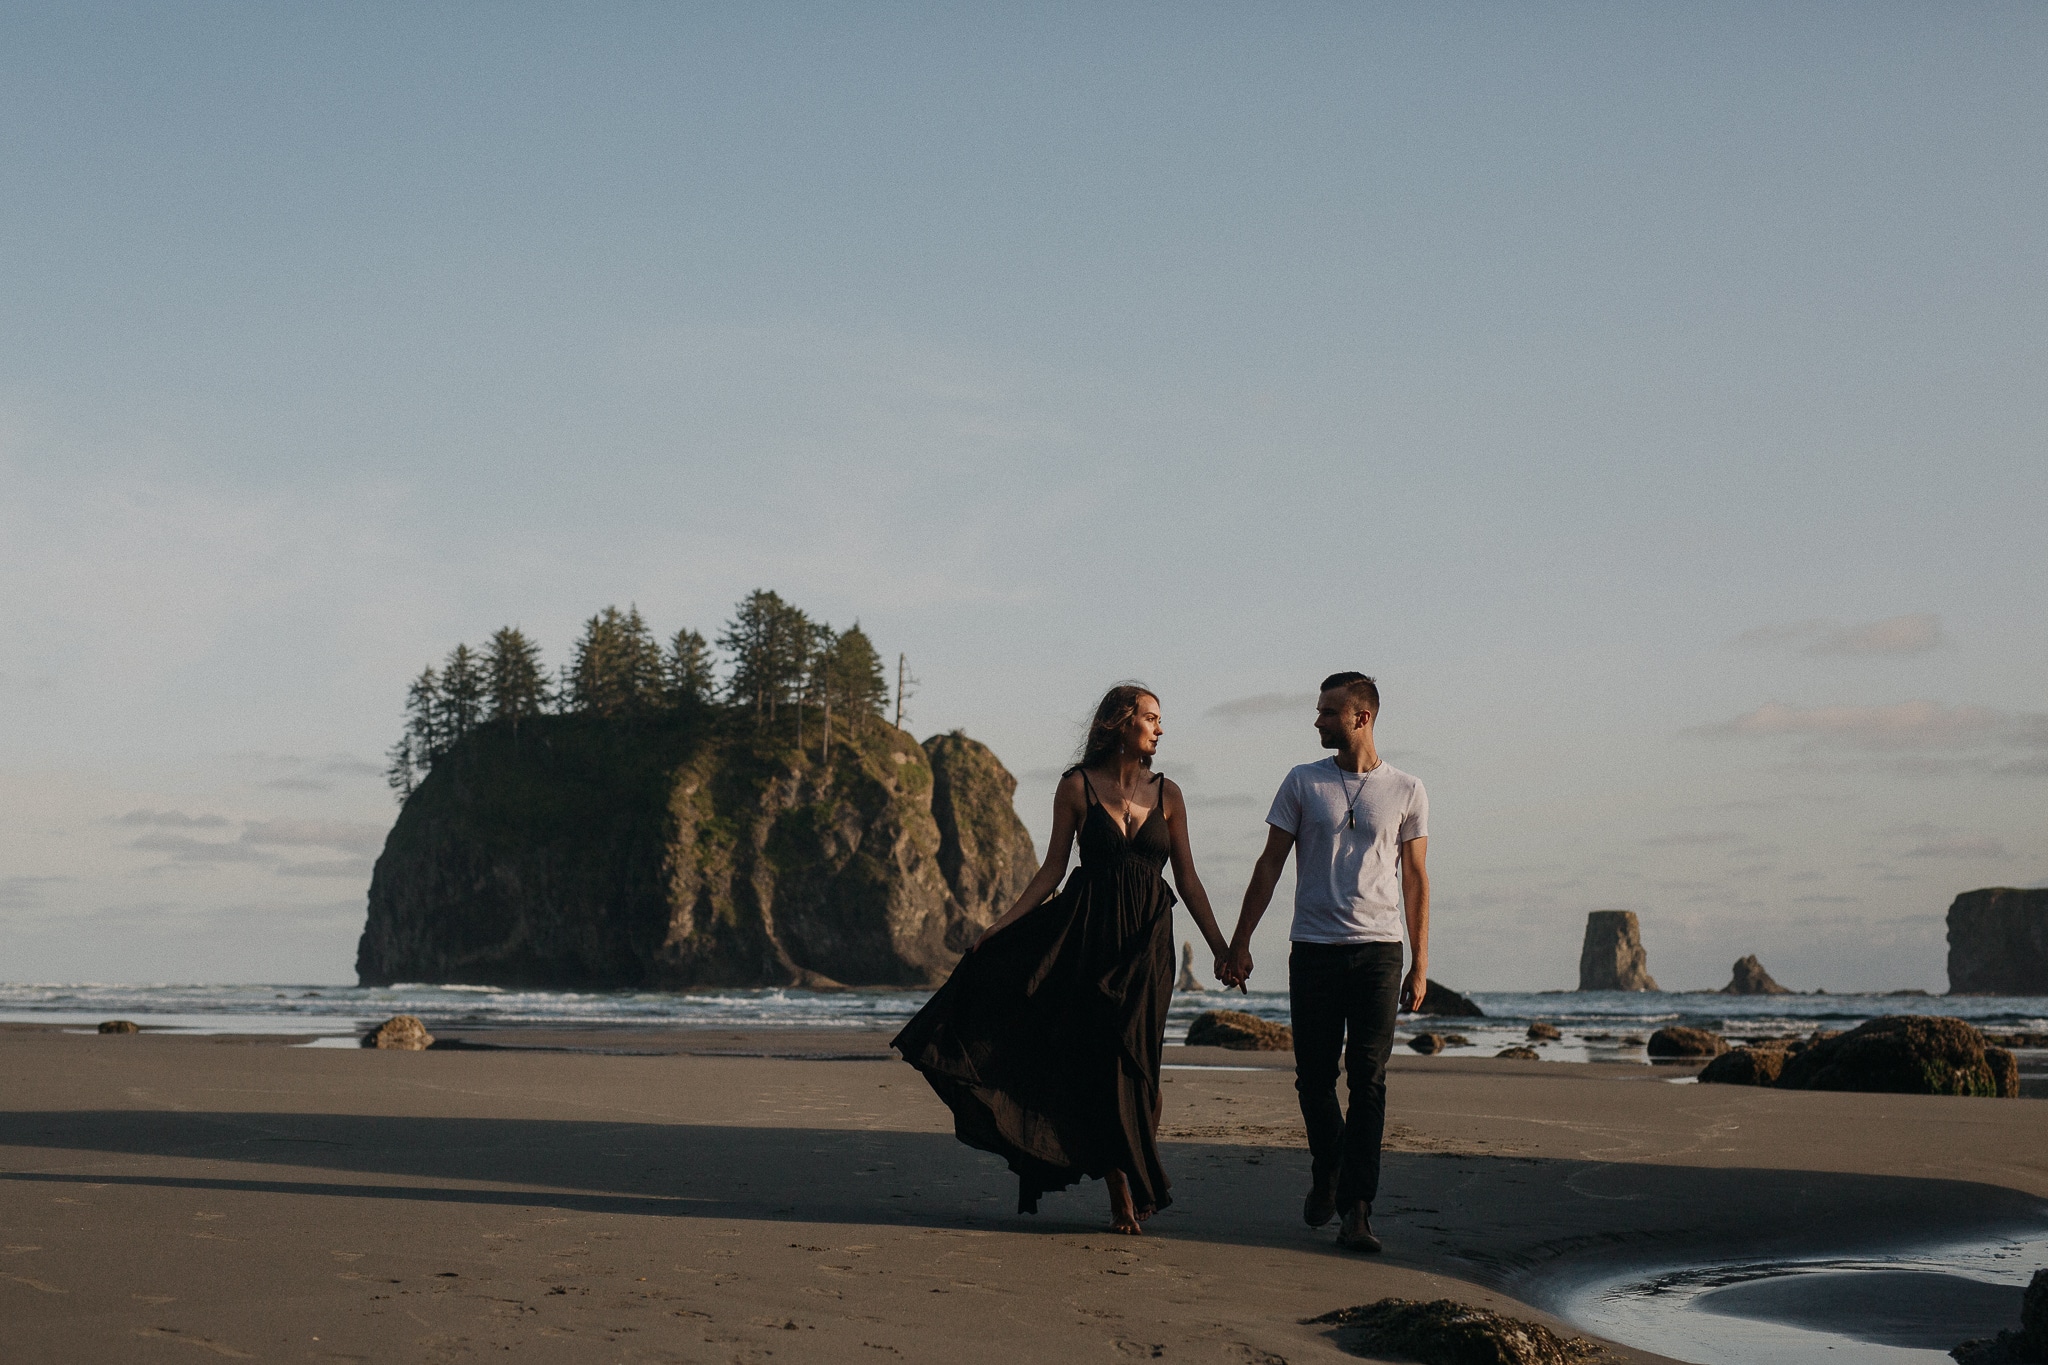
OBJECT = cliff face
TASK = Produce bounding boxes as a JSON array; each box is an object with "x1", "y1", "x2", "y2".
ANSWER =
[
  {"x1": 355, "y1": 712, "x2": 1038, "y2": 989},
  {"x1": 1577, "y1": 910, "x2": 1659, "y2": 991},
  {"x1": 1947, "y1": 888, "x2": 2048, "y2": 995}
]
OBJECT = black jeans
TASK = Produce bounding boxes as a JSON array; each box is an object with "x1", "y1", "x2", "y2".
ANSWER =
[{"x1": 1289, "y1": 940, "x2": 1403, "y2": 1213}]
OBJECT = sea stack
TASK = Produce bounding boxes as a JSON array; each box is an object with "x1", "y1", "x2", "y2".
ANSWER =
[
  {"x1": 356, "y1": 715, "x2": 1037, "y2": 989},
  {"x1": 1721, "y1": 954, "x2": 1791, "y2": 995},
  {"x1": 1175, "y1": 942, "x2": 1204, "y2": 992},
  {"x1": 1947, "y1": 888, "x2": 2048, "y2": 995},
  {"x1": 1578, "y1": 910, "x2": 1659, "y2": 991}
]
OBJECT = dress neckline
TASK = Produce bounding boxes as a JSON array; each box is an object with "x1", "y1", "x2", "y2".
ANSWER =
[{"x1": 1079, "y1": 769, "x2": 1164, "y2": 840}]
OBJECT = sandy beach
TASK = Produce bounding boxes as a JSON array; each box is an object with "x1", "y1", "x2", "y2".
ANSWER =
[{"x1": 3, "y1": 1023, "x2": 2043, "y2": 1363}]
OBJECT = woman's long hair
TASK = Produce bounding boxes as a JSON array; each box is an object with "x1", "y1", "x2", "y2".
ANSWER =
[{"x1": 1077, "y1": 682, "x2": 1158, "y2": 770}]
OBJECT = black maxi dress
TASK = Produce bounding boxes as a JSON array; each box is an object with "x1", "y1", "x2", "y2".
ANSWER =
[{"x1": 892, "y1": 768, "x2": 1178, "y2": 1216}]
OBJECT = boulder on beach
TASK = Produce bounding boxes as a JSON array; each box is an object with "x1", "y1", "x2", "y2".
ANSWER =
[
  {"x1": 1947, "y1": 887, "x2": 2048, "y2": 995},
  {"x1": 1720, "y1": 954, "x2": 1792, "y2": 995},
  {"x1": 1698, "y1": 1046, "x2": 1790, "y2": 1086},
  {"x1": 1495, "y1": 1046, "x2": 1540, "y2": 1060},
  {"x1": 97, "y1": 1020, "x2": 139, "y2": 1034},
  {"x1": 1952, "y1": 1267, "x2": 2048, "y2": 1364},
  {"x1": 1306, "y1": 1298, "x2": 1606, "y2": 1365},
  {"x1": 1417, "y1": 983, "x2": 1485, "y2": 1018},
  {"x1": 1408, "y1": 1034, "x2": 1445, "y2": 1054},
  {"x1": 1442, "y1": 1034, "x2": 1472, "y2": 1047},
  {"x1": 1527, "y1": 1021, "x2": 1561, "y2": 1041},
  {"x1": 1577, "y1": 910, "x2": 1658, "y2": 991},
  {"x1": 1175, "y1": 942, "x2": 1204, "y2": 993},
  {"x1": 362, "y1": 1015, "x2": 435, "y2": 1050},
  {"x1": 1776, "y1": 1015, "x2": 2011, "y2": 1097},
  {"x1": 1647, "y1": 1026, "x2": 1727, "y2": 1058},
  {"x1": 1986, "y1": 1047, "x2": 2019, "y2": 1100},
  {"x1": 1185, "y1": 1009, "x2": 1291, "y2": 1051}
]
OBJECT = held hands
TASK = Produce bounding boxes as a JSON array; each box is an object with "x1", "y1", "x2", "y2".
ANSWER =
[
  {"x1": 1399, "y1": 964, "x2": 1428, "y2": 1014},
  {"x1": 1213, "y1": 943, "x2": 1253, "y2": 992}
]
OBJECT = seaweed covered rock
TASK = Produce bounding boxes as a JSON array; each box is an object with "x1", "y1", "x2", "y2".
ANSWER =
[
  {"x1": 1777, "y1": 1015, "x2": 2011, "y2": 1097},
  {"x1": 1698, "y1": 1045, "x2": 1790, "y2": 1086},
  {"x1": 1307, "y1": 1298, "x2": 1608, "y2": 1364},
  {"x1": 1418, "y1": 983, "x2": 1485, "y2": 1017},
  {"x1": 1647, "y1": 1026, "x2": 1728, "y2": 1058},
  {"x1": 97, "y1": 1020, "x2": 139, "y2": 1034},
  {"x1": 1185, "y1": 1010, "x2": 1292, "y2": 1051},
  {"x1": 1409, "y1": 1033, "x2": 1446, "y2": 1054},
  {"x1": 1527, "y1": 1021, "x2": 1561, "y2": 1041},
  {"x1": 1495, "y1": 1046, "x2": 1540, "y2": 1061},
  {"x1": 1952, "y1": 1267, "x2": 2048, "y2": 1364},
  {"x1": 356, "y1": 712, "x2": 1035, "y2": 989},
  {"x1": 1721, "y1": 954, "x2": 1792, "y2": 995},
  {"x1": 362, "y1": 1015, "x2": 434, "y2": 1050}
]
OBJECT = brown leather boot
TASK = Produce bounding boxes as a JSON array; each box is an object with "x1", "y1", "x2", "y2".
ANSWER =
[{"x1": 1336, "y1": 1204, "x2": 1382, "y2": 1253}]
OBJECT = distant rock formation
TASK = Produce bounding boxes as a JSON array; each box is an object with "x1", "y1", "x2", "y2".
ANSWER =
[
  {"x1": 1175, "y1": 942, "x2": 1203, "y2": 992},
  {"x1": 1777, "y1": 1016, "x2": 2015, "y2": 1097},
  {"x1": 1408, "y1": 1033, "x2": 1446, "y2": 1054},
  {"x1": 97, "y1": 1020, "x2": 138, "y2": 1034},
  {"x1": 1947, "y1": 888, "x2": 2048, "y2": 995},
  {"x1": 1527, "y1": 1021, "x2": 1561, "y2": 1041},
  {"x1": 1185, "y1": 1009, "x2": 1291, "y2": 1051},
  {"x1": 356, "y1": 713, "x2": 1036, "y2": 989},
  {"x1": 1417, "y1": 983, "x2": 1484, "y2": 1017},
  {"x1": 1577, "y1": 910, "x2": 1658, "y2": 991},
  {"x1": 1721, "y1": 954, "x2": 1791, "y2": 995},
  {"x1": 1647, "y1": 1026, "x2": 1727, "y2": 1058},
  {"x1": 1495, "y1": 1046, "x2": 1540, "y2": 1060}
]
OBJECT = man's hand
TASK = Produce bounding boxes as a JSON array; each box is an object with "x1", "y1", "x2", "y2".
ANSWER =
[
  {"x1": 1399, "y1": 964, "x2": 1428, "y2": 1014},
  {"x1": 1219, "y1": 944, "x2": 1253, "y2": 990}
]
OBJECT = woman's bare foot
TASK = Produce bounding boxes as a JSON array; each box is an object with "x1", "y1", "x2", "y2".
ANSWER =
[{"x1": 1106, "y1": 1170, "x2": 1143, "y2": 1235}]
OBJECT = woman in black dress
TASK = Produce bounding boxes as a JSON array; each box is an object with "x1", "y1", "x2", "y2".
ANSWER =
[{"x1": 893, "y1": 683, "x2": 1233, "y2": 1233}]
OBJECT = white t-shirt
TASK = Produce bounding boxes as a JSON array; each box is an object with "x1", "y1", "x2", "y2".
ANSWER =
[{"x1": 1265, "y1": 758, "x2": 1428, "y2": 944}]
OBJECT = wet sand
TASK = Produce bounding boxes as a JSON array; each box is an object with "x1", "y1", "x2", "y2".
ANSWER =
[{"x1": 3, "y1": 1023, "x2": 2043, "y2": 1363}]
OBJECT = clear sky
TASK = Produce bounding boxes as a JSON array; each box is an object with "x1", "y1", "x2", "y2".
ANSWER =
[{"x1": 3, "y1": 4, "x2": 2042, "y2": 991}]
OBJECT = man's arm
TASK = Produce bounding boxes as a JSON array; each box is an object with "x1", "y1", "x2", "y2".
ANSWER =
[
  {"x1": 1398, "y1": 835, "x2": 1429, "y2": 1012},
  {"x1": 1222, "y1": 825, "x2": 1295, "y2": 987}
]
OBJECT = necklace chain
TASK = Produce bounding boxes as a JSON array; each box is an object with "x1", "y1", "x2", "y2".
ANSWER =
[{"x1": 1338, "y1": 756, "x2": 1380, "y2": 830}]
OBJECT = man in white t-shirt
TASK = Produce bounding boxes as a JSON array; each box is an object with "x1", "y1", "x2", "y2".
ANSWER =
[{"x1": 1221, "y1": 672, "x2": 1429, "y2": 1253}]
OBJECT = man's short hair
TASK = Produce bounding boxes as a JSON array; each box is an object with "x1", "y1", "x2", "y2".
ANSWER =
[{"x1": 1320, "y1": 671, "x2": 1380, "y2": 716}]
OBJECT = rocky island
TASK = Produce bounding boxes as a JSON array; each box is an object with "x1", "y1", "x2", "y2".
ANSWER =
[
  {"x1": 1576, "y1": 910, "x2": 1658, "y2": 991},
  {"x1": 357, "y1": 594, "x2": 1038, "y2": 989},
  {"x1": 1947, "y1": 887, "x2": 2048, "y2": 995}
]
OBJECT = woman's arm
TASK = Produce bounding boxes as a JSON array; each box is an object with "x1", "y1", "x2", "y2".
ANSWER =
[
  {"x1": 974, "y1": 771, "x2": 1084, "y2": 947},
  {"x1": 1161, "y1": 779, "x2": 1233, "y2": 971}
]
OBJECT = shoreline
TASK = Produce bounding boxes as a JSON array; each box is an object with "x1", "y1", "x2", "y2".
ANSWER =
[{"x1": 5, "y1": 1026, "x2": 2044, "y2": 1362}]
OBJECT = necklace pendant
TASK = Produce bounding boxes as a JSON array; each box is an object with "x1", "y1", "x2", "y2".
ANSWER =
[{"x1": 1346, "y1": 810, "x2": 1355, "y2": 829}]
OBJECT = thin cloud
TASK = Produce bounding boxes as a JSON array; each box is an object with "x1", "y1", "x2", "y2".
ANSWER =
[
  {"x1": 1902, "y1": 834, "x2": 2011, "y2": 860},
  {"x1": 275, "y1": 857, "x2": 376, "y2": 878},
  {"x1": 129, "y1": 831, "x2": 272, "y2": 863},
  {"x1": 1809, "y1": 613, "x2": 1944, "y2": 657},
  {"x1": 1640, "y1": 831, "x2": 1743, "y2": 847},
  {"x1": 1692, "y1": 700, "x2": 2037, "y2": 751},
  {"x1": 240, "y1": 820, "x2": 386, "y2": 857},
  {"x1": 1205, "y1": 692, "x2": 1313, "y2": 723},
  {"x1": 1730, "y1": 619, "x2": 1828, "y2": 649},
  {"x1": 0, "y1": 874, "x2": 69, "y2": 907},
  {"x1": 113, "y1": 809, "x2": 231, "y2": 828},
  {"x1": 1729, "y1": 613, "x2": 1945, "y2": 656}
]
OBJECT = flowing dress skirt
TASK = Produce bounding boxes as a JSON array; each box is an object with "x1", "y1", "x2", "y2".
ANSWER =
[{"x1": 893, "y1": 858, "x2": 1177, "y2": 1215}]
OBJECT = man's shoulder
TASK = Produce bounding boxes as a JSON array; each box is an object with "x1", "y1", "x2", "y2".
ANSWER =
[
  {"x1": 1280, "y1": 758, "x2": 1333, "y2": 787},
  {"x1": 1377, "y1": 763, "x2": 1425, "y2": 796}
]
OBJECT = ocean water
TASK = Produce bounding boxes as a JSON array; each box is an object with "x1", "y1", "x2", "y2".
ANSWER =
[{"x1": 3, "y1": 981, "x2": 2043, "y2": 1064}]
